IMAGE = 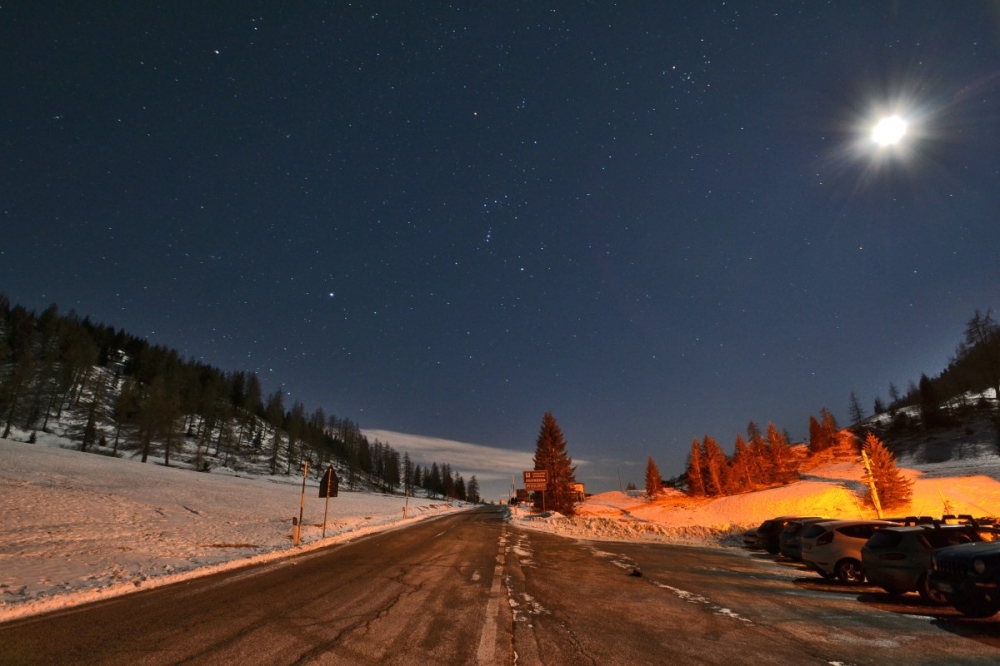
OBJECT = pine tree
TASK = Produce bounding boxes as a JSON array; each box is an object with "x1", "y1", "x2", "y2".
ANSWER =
[
  {"x1": 808, "y1": 415, "x2": 826, "y2": 453},
  {"x1": 531, "y1": 412, "x2": 578, "y2": 515},
  {"x1": 730, "y1": 434, "x2": 753, "y2": 491},
  {"x1": 467, "y1": 475, "x2": 480, "y2": 503},
  {"x1": 747, "y1": 421, "x2": 771, "y2": 484},
  {"x1": 685, "y1": 439, "x2": 705, "y2": 497},
  {"x1": 919, "y1": 374, "x2": 945, "y2": 429},
  {"x1": 644, "y1": 456, "x2": 662, "y2": 498},
  {"x1": 848, "y1": 391, "x2": 866, "y2": 424},
  {"x1": 862, "y1": 432, "x2": 913, "y2": 510},
  {"x1": 820, "y1": 408, "x2": 839, "y2": 449},
  {"x1": 701, "y1": 435, "x2": 728, "y2": 496},
  {"x1": 766, "y1": 422, "x2": 798, "y2": 484}
]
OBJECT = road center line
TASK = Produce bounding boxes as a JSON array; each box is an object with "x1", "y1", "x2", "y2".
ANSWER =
[{"x1": 476, "y1": 525, "x2": 507, "y2": 666}]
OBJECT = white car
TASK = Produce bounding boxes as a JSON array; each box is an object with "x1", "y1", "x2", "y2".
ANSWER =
[{"x1": 799, "y1": 519, "x2": 899, "y2": 584}]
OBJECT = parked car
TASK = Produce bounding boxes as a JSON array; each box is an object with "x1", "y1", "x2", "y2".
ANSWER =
[
  {"x1": 800, "y1": 519, "x2": 899, "y2": 584},
  {"x1": 755, "y1": 516, "x2": 818, "y2": 555},
  {"x1": 742, "y1": 528, "x2": 758, "y2": 549},
  {"x1": 861, "y1": 524, "x2": 983, "y2": 603},
  {"x1": 929, "y1": 539, "x2": 1000, "y2": 618},
  {"x1": 779, "y1": 518, "x2": 830, "y2": 561}
]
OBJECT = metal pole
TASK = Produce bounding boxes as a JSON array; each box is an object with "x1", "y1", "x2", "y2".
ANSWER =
[
  {"x1": 296, "y1": 460, "x2": 308, "y2": 546},
  {"x1": 322, "y1": 467, "x2": 331, "y2": 538}
]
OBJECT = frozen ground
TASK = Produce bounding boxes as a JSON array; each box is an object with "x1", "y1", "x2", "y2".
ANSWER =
[{"x1": 0, "y1": 439, "x2": 464, "y2": 623}]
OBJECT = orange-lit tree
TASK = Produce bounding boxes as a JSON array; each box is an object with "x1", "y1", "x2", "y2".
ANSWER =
[
  {"x1": 863, "y1": 432, "x2": 913, "y2": 510},
  {"x1": 645, "y1": 456, "x2": 662, "y2": 498},
  {"x1": 685, "y1": 439, "x2": 705, "y2": 497}
]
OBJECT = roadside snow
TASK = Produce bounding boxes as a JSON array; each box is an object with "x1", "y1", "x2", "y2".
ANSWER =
[
  {"x1": 0, "y1": 439, "x2": 464, "y2": 623},
  {"x1": 510, "y1": 454, "x2": 1000, "y2": 546}
]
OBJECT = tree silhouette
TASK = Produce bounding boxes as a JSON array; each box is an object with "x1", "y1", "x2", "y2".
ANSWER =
[{"x1": 532, "y1": 412, "x2": 578, "y2": 515}]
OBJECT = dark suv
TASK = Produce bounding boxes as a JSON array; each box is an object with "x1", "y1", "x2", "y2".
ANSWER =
[
  {"x1": 929, "y1": 540, "x2": 1000, "y2": 617},
  {"x1": 861, "y1": 524, "x2": 982, "y2": 604},
  {"x1": 755, "y1": 516, "x2": 821, "y2": 555}
]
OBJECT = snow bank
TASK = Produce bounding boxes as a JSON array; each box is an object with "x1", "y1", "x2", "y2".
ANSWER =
[
  {"x1": 510, "y1": 456, "x2": 1000, "y2": 547},
  {"x1": 0, "y1": 439, "x2": 464, "y2": 623}
]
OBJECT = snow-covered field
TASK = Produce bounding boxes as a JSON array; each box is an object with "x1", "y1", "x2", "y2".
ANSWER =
[
  {"x1": 0, "y1": 439, "x2": 464, "y2": 623},
  {"x1": 5, "y1": 435, "x2": 1000, "y2": 625},
  {"x1": 511, "y1": 448, "x2": 1000, "y2": 546}
]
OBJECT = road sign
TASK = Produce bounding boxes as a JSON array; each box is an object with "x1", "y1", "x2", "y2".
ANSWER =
[
  {"x1": 319, "y1": 466, "x2": 339, "y2": 498},
  {"x1": 523, "y1": 470, "x2": 548, "y2": 491}
]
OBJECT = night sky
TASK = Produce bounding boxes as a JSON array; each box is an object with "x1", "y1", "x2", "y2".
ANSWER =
[{"x1": 4, "y1": 2, "x2": 1000, "y2": 491}]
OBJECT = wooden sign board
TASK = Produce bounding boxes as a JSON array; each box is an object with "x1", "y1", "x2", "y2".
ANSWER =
[{"x1": 523, "y1": 470, "x2": 548, "y2": 491}]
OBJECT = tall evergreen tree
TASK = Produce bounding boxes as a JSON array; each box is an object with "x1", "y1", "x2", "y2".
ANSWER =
[
  {"x1": 766, "y1": 422, "x2": 798, "y2": 484},
  {"x1": 918, "y1": 373, "x2": 945, "y2": 429},
  {"x1": 531, "y1": 412, "x2": 578, "y2": 515},
  {"x1": 808, "y1": 415, "x2": 826, "y2": 453},
  {"x1": 644, "y1": 456, "x2": 663, "y2": 498},
  {"x1": 820, "y1": 408, "x2": 839, "y2": 448},
  {"x1": 848, "y1": 391, "x2": 866, "y2": 424},
  {"x1": 466, "y1": 475, "x2": 480, "y2": 503},
  {"x1": 731, "y1": 434, "x2": 753, "y2": 492},
  {"x1": 746, "y1": 421, "x2": 770, "y2": 483},
  {"x1": 957, "y1": 309, "x2": 1000, "y2": 407},
  {"x1": 862, "y1": 432, "x2": 913, "y2": 510},
  {"x1": 701, "y1": 435, "x2": 727, "y2": 496},
  {"x1": 685, "y1": 438, "x2": 705, "y2": 497}
]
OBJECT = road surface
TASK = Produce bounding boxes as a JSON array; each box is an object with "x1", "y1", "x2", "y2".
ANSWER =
[{"x1": 3, "y1": 506, "x2": 998, "y2": 664}]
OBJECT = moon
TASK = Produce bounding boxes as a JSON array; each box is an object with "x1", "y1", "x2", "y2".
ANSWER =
[{"x1": 871, "y1": 115, "x2": 907, "y2": 146}]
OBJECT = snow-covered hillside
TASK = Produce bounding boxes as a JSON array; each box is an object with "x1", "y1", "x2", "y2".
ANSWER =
[{"x1": 0, "y1": 438, "x2": 464, "y2": 623}]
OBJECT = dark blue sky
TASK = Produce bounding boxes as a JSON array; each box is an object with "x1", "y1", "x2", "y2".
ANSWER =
[{"x1": 4, "y1": 2, "x2": 999, "y2": 490}]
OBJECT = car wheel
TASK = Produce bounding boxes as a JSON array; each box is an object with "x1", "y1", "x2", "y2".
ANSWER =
[
  {"x1": 916, "y1": 573, "x2": 948, "y2": 606},
  {"x1": 951, "y1": 591, "x2": 1000, "y2": 619},
  {"x1": 835, "y1": 559, "x2": 865, "y2": 585},
  {"x1": 766, "y1": 541, "x2": 780, "y2": 555}
]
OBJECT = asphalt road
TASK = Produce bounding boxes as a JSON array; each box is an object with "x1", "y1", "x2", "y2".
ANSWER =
[{"x1": 3, "y1": 506, "x2": 999, "y2": 665}]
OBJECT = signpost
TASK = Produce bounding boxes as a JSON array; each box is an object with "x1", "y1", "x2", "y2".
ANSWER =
[
  {"x1": 524, "y1": 470, "x2": 548, "y2": 512},
  {"x1": 319, "y1": 466, "x2": 339, "y2": 537}
]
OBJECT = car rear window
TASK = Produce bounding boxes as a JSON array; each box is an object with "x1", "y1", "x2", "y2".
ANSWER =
[
  {"x1": 838, "y1": 524, "x2": 881, "y2": 539},
  {"x1": 866, "y1": 530, "x2": 903, "y2": 548},
  {"x1": 801, "y1": 524, "x2": 826, "y2": 539}
]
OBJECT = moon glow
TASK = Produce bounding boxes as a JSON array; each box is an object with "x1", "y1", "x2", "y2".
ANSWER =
[{"x1": 871, "y1": 115, "x2": 908, "y2": 146}]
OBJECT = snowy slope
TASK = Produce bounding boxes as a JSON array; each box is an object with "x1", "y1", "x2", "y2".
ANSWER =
[{"x1": 0, "y1": 439, "x2": 464, "y2": 623}]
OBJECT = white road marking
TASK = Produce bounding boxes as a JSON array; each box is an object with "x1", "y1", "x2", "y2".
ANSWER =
[{"x1": 477, "y1": 526, "x2": 507, "y2": 665}]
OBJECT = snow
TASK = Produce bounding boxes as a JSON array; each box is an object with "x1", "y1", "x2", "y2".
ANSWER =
[
  {"x1": 0, "y1": 438, "x2": 465, "y2": 623},
  {"x1": 511, "y1": 448, "x2": 1000, "y2": 547},
  {"x1": 5, "y1": 431, "x2": 1000, "y2": 625}
]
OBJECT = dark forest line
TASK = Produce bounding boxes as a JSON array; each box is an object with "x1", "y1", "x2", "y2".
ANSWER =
[{"x1": 0, "y1": 294, "x2": 480, "y2": 503}]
